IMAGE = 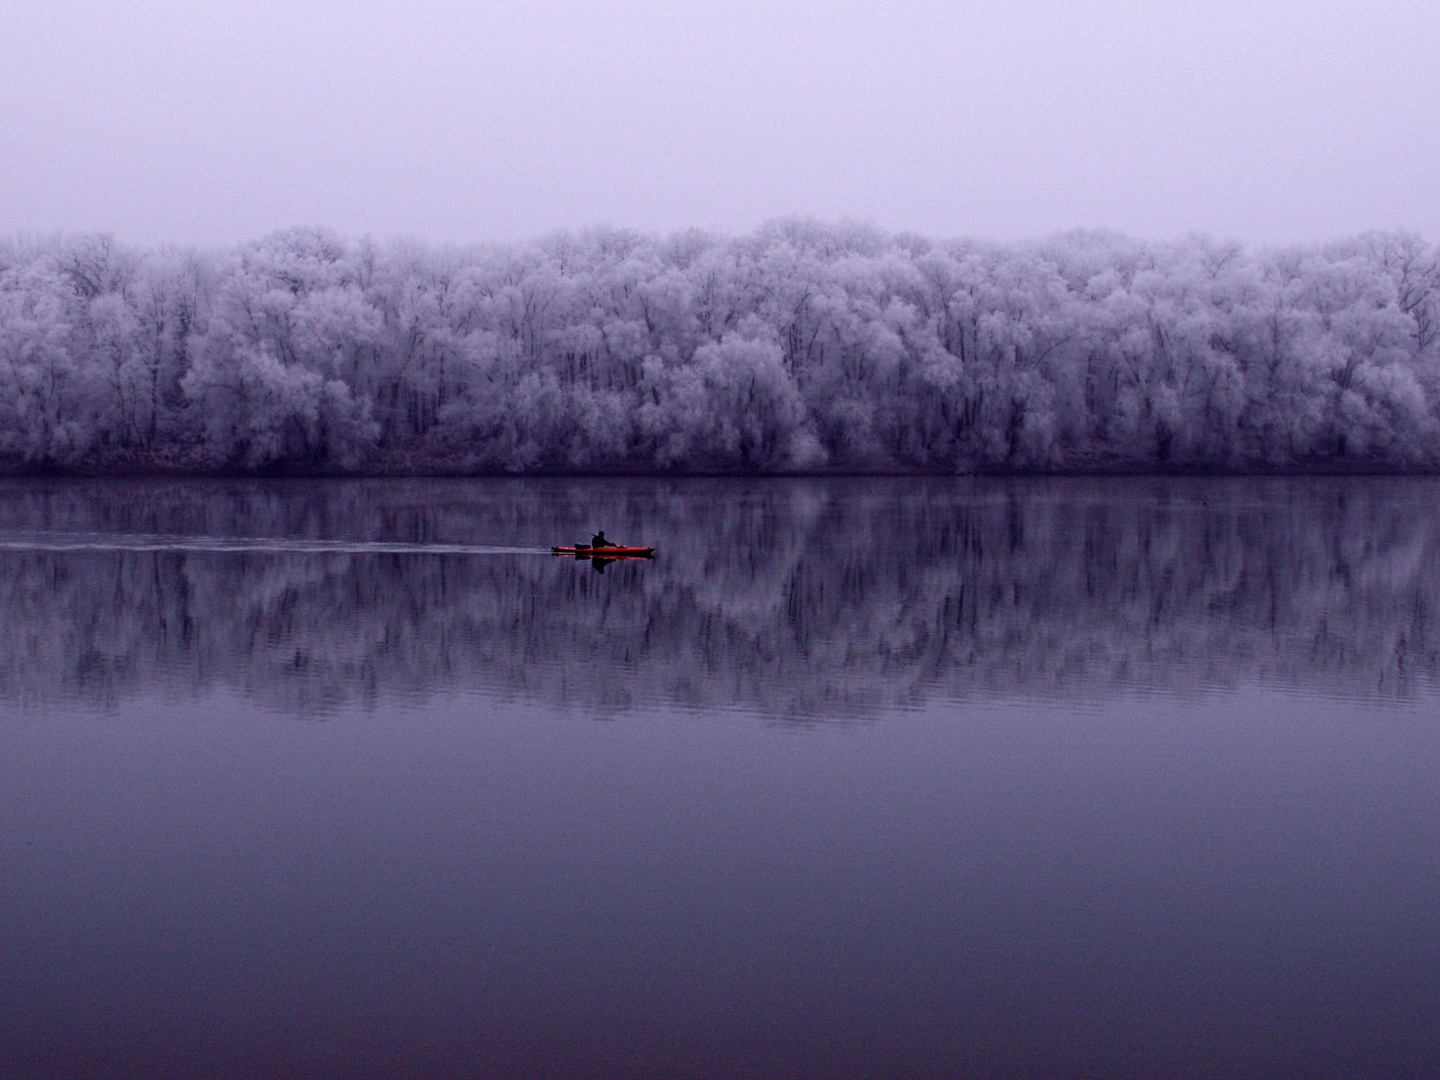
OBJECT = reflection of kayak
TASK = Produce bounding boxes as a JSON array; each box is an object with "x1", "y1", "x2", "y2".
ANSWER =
[{"x1": 551, "y1": 545, "x2": 655, "y2": 557}]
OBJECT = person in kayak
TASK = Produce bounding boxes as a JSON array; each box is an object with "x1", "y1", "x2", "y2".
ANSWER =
[{"x1": 589, "y1": 530, "x2": 615, "y2": 549}]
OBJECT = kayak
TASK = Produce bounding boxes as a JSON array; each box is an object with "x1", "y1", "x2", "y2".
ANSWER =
[
  {"x1": 551, "y1": 545, "x2": 655, "y2": 557},
  {"x1": 552, "y1": 546, "x2": 654, "y2": 557}
]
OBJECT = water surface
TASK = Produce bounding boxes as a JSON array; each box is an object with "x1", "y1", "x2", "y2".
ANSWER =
[{"x1": 1, "y1": 477, "x2": 1437, "y2": 1078}]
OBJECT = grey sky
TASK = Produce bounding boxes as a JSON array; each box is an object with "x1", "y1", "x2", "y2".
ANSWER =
[{"x1": 2, "y1": 0, "x2": 1436, "y2": 245}]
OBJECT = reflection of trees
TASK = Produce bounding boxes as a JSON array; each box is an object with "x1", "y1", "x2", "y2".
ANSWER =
[{"x1": 1, "y1": 478, "x2": 1438, "y2": 717}]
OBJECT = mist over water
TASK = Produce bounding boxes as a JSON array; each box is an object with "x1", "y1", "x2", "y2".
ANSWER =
[{"x1": 2, "y1": 477, "x2": 1439, "y2": 1078}]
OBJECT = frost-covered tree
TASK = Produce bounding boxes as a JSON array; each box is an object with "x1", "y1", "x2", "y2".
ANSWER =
[{"x1": 1, "y1": 223, "x2": 1439, "y2": 473}]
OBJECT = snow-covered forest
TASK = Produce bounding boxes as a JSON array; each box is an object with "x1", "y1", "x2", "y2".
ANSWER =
[{"x1": 2, "y1": 222, "x2": 1439, "y2": 473}]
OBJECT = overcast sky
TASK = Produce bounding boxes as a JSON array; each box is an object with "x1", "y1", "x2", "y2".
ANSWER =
[{"x1": 2, "y1": 0, "x2": 1436, "y2": 246}]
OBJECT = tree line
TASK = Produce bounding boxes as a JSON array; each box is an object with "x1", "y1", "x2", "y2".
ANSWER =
[{"x1": 2, "y1": 222, "x2": 1438, "y2": 473}]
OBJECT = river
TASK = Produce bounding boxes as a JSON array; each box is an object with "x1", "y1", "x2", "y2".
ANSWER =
[{"x1": 1, "y1": 476, "x2": 1437, "y2": 1078}]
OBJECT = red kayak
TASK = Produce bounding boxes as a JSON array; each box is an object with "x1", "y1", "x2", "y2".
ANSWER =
[{"x1": 551, "y1": 545, "x2": 655, "y2": 557}]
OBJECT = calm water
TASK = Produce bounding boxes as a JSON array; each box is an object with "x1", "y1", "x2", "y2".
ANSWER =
[{"x1": 1, "y1": 477, "x2": 1438, "y2": 1079}]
